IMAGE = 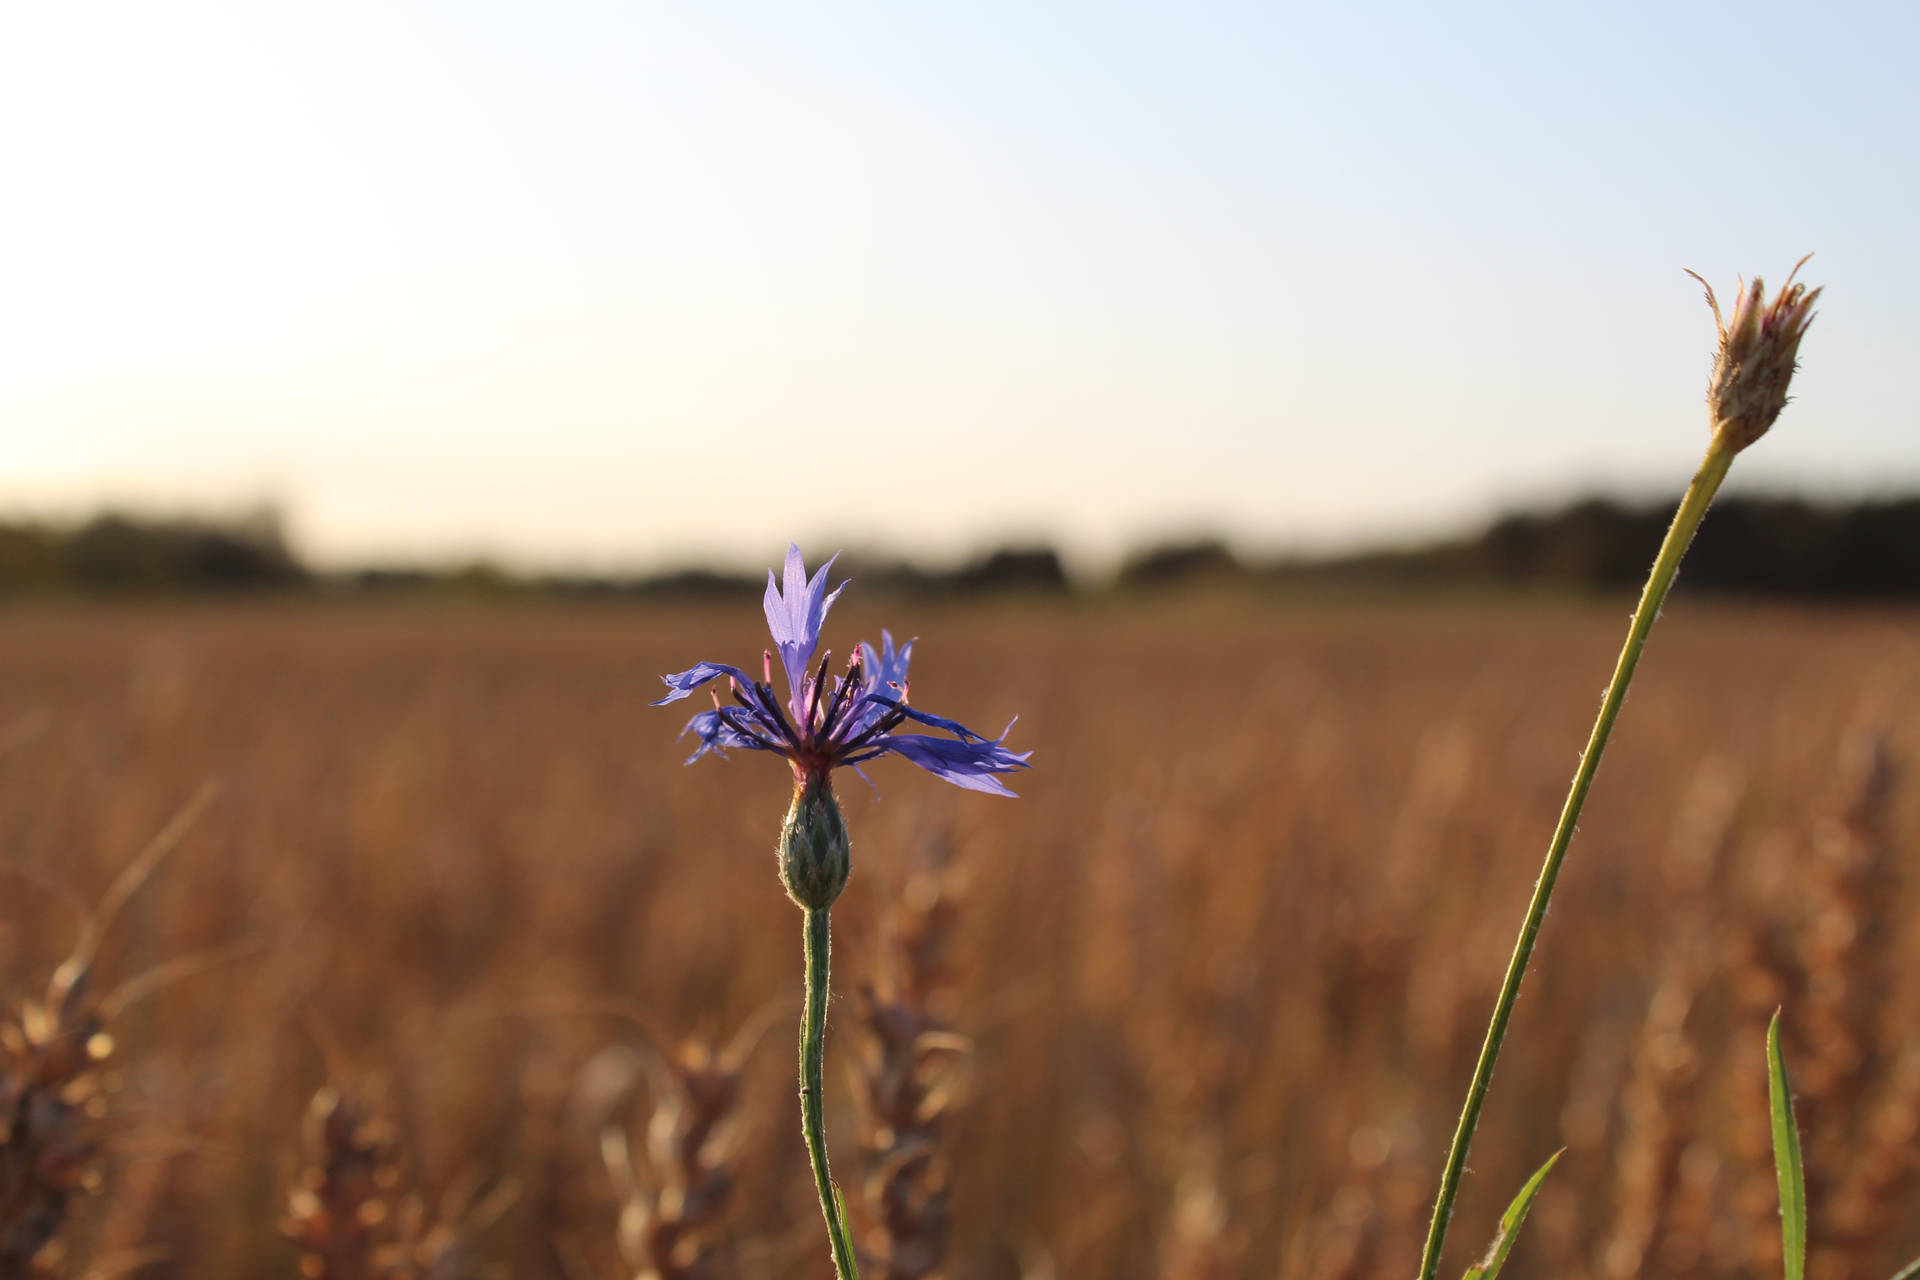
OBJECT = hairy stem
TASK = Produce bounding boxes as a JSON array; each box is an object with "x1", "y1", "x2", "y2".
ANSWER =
[
  {"x1": 1417, "y1": 432, "x2": 1739, "y2": 1280},
  {"x1": 802, "y1": 906, "x2": 861, "y2": 1280}
]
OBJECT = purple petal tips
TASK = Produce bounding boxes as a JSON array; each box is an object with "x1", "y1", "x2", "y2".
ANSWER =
[
  {"x1": 763, "y1": 544, "x2": 847, "y2": 722},
  {"x1": 653, "y1": 661, "x2": 755, "y2": 706},
  {"x1": 657, "y1": 546, "x2": 1030, "y2": 797}
]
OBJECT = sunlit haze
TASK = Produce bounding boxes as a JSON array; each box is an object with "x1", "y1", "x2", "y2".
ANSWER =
[{"x1": 4, "y1": 2, "x2": 1916, "y2": 574}]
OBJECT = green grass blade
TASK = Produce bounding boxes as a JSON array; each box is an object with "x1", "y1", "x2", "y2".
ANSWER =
[
  {"x1": 1460, "y1": 1150, "x2": 1562, "y2": 1280},
  {"x1": 1884, "y1": 1257, "x2": 1920, "y2": 1280},
  {"x1": 1768, "y1": 1011, "x2": 1808, "y2": 1280},
  {"x1": 833, "y1": 1184, "x2": 863, "y2": 1280}
]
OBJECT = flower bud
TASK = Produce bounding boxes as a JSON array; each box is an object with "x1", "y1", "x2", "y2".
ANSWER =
[
  {"x1": 1688, "y1": 256, "x2": 1821, "y2": 453},
  {"x1": 778, "y1": 775, "x2": 851, "y2": 910}
]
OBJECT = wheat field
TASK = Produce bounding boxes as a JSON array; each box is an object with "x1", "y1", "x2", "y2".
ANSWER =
[{"x1": 0, "y1": 594, "x2": 1915, "y2": 1279}]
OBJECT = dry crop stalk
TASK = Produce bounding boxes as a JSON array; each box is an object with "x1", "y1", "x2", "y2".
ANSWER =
[
  {"x1": 282, "y1": 1083, "x2": 411, "y2": 1280},
  {"x1": 0, "y1": 945, "x2": 117, "y2": 1274},
  {"x1": 1736, "y1": 730, "x2": 1918, "y2": 1280},
  {"x1": 282, "y1": 1080, "x2": 513, "y2": 1280},
  {"x1": 1600, "y1": 977, "x2": 1703, "y2": 1280},
  {"x1": 1598, "y1": 760, "x2": 1740, "y2": 1279},
  {"x1": 852, "y1": 849, "x2": 971, "y2": 1280},
  {"x1": 0, "y1": 786, "x2": 217, "y2": 1276},
  {"x1": 601, "y1": 1006, "x2": 779, "y2": 1280}
]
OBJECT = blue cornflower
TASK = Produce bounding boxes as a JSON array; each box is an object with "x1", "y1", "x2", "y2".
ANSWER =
[{"x1": 654, "y1": 544, "x2": 1031, "y2": 796}]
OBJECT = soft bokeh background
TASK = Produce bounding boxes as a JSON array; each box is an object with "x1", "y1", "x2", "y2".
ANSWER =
[
  {"x1": 3, "y1": 4, "x2": 1919, "y2": 1279},
  {"x1": 3, "y1": 600, "x2": 1918, "y2": 1279}
]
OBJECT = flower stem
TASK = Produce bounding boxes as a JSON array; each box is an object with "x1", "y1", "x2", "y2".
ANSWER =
[
  {"x1": 1416, "y1": 432, "x2": 1739, "y2": 1280},
  {"x1": 801, "y1": 906, "x2": 861, "y2": 1280}
]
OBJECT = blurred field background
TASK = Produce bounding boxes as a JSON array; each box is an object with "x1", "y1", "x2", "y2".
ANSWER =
[
  {"x1": 9, "y1": 3, "x2": 1920, "y2": 1275},
  {"x1": 2, "y1": 591, "x2": 1915, "y2": 1278}
]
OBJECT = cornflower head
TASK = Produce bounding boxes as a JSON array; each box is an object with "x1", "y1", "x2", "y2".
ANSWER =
[
  {"x1": 655, "y1": 545, "x2": 1030, "y2": 910},
  {"x1": 1687, "y1": 255, "x2": 1822, "y2": 453},
  {"x1": 654, "y1": 545, "x2": 1028, "y2": 1280},
  {"x1": 657, "y1": 545, "x2": 1029, "y2": 797}
]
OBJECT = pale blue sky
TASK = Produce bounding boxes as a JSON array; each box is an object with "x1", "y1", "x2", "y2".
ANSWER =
[{"x1": 2, "y1": 2, "x2": 1914, "y2": 572}]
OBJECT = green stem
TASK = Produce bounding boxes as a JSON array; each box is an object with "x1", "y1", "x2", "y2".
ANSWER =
[
  {"x1": 801, "y1": 906, "x2": 861, "y2": 1280},
  {"x1": 1416, "y1": 433, "x2": 1739, "y2": 1280}
]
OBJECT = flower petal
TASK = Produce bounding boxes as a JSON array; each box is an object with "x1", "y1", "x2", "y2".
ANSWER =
[
  {"x1": 653, "y1": 661, "x2": 754, "y2": 706},
  {"x1": 865, "y1": 696, "x2": 999, "y2": 744},
  {"x1": 762, "y1": 544, "x2": 845, "y2": 718},
  {"x1": 858, "y1": 631, "x2": 914, "y2": 691},
  {"x1": 854, "y1": 732, "x2": 1031, "y2": 795},
  {"x1": 838, "y1": 632, "x2": 914, "y2": 738},
  {"x1": 676, "y1": 707, "x2": 782, "y2": 765}
]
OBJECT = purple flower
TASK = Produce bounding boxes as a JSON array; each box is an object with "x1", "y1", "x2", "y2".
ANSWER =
[{"x1": 655, "y1": 545, "x2": 1031, "y2": 796}]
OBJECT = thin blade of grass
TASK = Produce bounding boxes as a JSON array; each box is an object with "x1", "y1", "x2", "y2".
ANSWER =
[
  {"x1": 1768, "y1": 1010, "x2": 1808, "y2": 1280},
  {"x1": 833, "y1": 1183, "x2": 863, "y2": 1280},
  {"x1": 60, "y1": 781, "x2": 222, "y2": 994},
  {"x1": 1885, "y1": 1256, "x2": 1920, "y2": 1280},
  {"x1": 1461, "y1": 1149, "x2": 1562, "y2": 1280}
]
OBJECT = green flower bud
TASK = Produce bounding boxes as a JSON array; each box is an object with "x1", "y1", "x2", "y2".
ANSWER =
[{"x1": 778, "y1": 775, "x2": 851, "y2": 910}]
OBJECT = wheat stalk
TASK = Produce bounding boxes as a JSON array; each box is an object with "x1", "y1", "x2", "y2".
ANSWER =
[
  {"x1": 600, "y1": 1004, "x2": 781, "y2": 1280},
  {"x1": 0, "y1": 786, "x2": 217, "y2": 1276},
  {"x1": 282, "y1": 1078, "x2": 515, "y2": 1280}
]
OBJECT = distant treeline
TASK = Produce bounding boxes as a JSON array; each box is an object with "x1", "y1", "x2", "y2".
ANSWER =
[
  {"x1": 0, "y1": 512, "x2": 306, "y2": 593},
  {"x1": 5, "y1": 495, "x2": 1920, "y2": 600},
  {"x1": 1260, "y1": 494, "x2": 1920, "y2": 599}
]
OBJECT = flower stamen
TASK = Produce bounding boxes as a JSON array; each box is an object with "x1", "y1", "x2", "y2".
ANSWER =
[
  {"x1": 817, "y1": 656, "x2": 865, "y2": 742},
  {"x1": 754, "y1": 681, "x2": 803, "y2": 749},
  {"x1": 716, "y1": 706, "x2": 784, "y2": 752},
  {"x1": 836, "y1": 705, "x2": 910, "y2": 756},
  {"x1": 806, "y1": 651, "x2": 833, "y2": 736}
]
